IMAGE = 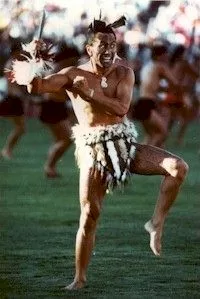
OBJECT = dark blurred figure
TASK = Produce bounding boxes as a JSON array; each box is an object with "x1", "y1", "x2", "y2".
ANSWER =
[
  {"x1": 36, "y1": 41, "x2": 79, "y2": 177},
  {"x1": 160, "y1": 44, "x2": 199, "y2": 145},
  {"x1": 138, "y1": 1, "x2": 170, "y2": 27},
  {"x1": 131, "y1": 44, "x2": 179, "y2": 147},
  {"x1": 0, "y1": 31, "x2": 26, "y2": 159},
  {"x1": 37, "y1": 91, "x2": 75, "y2": 178}
]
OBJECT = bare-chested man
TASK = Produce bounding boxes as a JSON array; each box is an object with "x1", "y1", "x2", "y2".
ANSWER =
[
  {"x1": 167, "y1": 44, "x2": 199, "y2": 145},
  {"x1": 133, "y1": 44, "x2": 180, "y2": 147},
  {"x1": 12, "y1": 17, "x2": 188, "y2": 290}
]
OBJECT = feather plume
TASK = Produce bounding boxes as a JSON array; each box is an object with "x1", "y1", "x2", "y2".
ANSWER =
[
  {"x1": 22, "y1": 39, "x2": 55, "y2": 66},
  {"x1": 106, "y1": 140, "x2": 121, "y2": 179},
  {"x1": 108, "y1": 16, "x2": 126, "y2": 29},
  {"x1": 88, "y1": 19, "x2": 106, "y2": 33},
  {"x1": 88, "y1": 15, "x2": 126, "y2": 34},
  {"x1": 10, "y1": 59, "x2": 44, "y2": 85},
  {"x1": 6, "y1": 39, "x2": 54, "y2": 86}
]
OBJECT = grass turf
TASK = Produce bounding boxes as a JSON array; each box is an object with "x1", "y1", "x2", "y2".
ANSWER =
[{"x1": 0, "y1": 118, "x2": 199, "y2": 299}]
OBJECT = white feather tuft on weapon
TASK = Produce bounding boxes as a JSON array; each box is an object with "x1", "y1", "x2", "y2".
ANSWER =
[
  {"x1": 10, "y1": 58, "x2": 45, "y2": 85},
  {"x1": 6, "y1": 9, "x2": 54, "y2": 86}
]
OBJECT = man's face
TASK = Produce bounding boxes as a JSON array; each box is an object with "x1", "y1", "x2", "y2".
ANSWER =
[{"x1": 87, "y1": 32, "x2": 117, "y2": 68}]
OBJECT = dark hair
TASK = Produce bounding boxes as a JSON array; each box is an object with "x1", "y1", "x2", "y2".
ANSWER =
[
  {"x1": 151, "y1": 44, "x2": 168, "y2": 60},
  {"x1": 87, "y1": 16, "x2": 126, "y2": 45},
  {"x1": 169, "y1": 44, "x2": 185, "y2": 66}
]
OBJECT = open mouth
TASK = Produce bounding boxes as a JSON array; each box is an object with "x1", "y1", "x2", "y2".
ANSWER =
[{"x1": 101, "y1": 55, "x2": 113, "y2": 64}]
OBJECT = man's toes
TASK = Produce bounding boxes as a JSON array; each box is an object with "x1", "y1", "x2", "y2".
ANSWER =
[
  {"x1": 150, "y1": 231, "x2": 161, "y2": 256},
  {"x1": 144, "y1": 220, "x2": 161, "y2": 256}
]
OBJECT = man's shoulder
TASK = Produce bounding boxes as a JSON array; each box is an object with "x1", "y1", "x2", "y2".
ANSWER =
[
  {"x1": 77, "y1": 61, "x2": 90, "y2": 71},
  {"x1": 58, "y1": 66, "x2": 80, "y2": 76},
  {"x1": 115, "y1": 63, "x2": 134, "y2": 77},
  {"x1": 57, "y1": 66, "x2": 73, "y2": 73},
  {"x1": 115, "y1": 57, "x2": 132, "y2": 69}
]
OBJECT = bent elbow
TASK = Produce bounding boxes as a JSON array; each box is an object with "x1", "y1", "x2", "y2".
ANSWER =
[
  {"x1": 117, "y1": 104, "x2": 129, "y2": 117},
  {"x1": 116, "y1": 111, "x2": 127, "y2": 117}
]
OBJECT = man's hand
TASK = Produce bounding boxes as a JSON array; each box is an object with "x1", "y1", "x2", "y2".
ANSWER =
[
  {"x1": 22, "y1": 39, "x2": 54, "y2": 62},
  {"x1": 22, "y1": 39, "x2": 46, "y2": 58},
  {"x1": 72, "y1": 76, "x2": 94, "y2": 100}
]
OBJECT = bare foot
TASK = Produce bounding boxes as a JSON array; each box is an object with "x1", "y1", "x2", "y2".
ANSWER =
[
  {"x1": 1, "y1": 149, "x2": 12, "y2": 160},
  {"x1": 64, "y1": 280, "x2": 86, "y2": 290},
  {"x1": 144, "y1": 220, "x2": 162, "y2": 256}
]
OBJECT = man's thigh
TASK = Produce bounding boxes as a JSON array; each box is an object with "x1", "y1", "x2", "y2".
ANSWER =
[
  {"x1": 79, "y1": 165, "x2": 107, "y2": 209},
  {"x1": 130, "y1": 143, "x2": 181, "y2": 176},
  {"x1": 11, "y1": 116, "x2": 25, "y2": 128},
  {"x1": 48, "y1": 119, "x2": 71, "y2": 141}
]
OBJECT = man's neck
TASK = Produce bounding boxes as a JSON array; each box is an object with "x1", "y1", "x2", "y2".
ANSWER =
[{"x1": 90, "y1": 60, "x2": 114, "y2": 77}]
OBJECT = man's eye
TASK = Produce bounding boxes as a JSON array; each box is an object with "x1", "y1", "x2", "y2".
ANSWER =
[
  {"x1": 99, "y1": 44, "x2": 105, "y2": 49},
  {"x1": 111, "y1": 43, "x2": 116, "y2": 49}
]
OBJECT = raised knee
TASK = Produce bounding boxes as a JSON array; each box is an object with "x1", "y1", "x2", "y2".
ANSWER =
[
  {"x1": 161, "y1": 157, "x2": 188, "y2": 179},
  {"x1": 176, "y1": 159, "x2": 189, "y2": 181}
]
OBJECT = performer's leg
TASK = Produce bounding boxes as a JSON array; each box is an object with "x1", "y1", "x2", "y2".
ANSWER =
[
  {"x1": 1, "y1": 116, "x2": 25, "y2": 159},
  {"x1": 130, "y1": 143, "x2": 188, "y2": 256},
  {"x1": 44, "y1": 119, "x2": 72, "y2": 177},
  {"x1": 143, "y1": 110, "x2": 168, "y2": 148},
  {"x1": 66, "y1": 166, "x2": 107, "y2": 290},
  {"x1": 176, "y1": 104, "x2": 191, "y2": 146}
]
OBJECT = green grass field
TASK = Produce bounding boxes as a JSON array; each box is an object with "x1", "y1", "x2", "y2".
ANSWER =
[{"x1": 0, "y1": 118, "x2": 199, "y2": 299}]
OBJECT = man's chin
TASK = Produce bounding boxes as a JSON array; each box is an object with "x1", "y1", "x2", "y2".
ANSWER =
[{"x1": 102, "y1": 61, "x2": 113, "y2": 69}]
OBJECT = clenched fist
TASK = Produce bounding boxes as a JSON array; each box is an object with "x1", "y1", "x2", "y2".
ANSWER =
[
  {"x1": 72, "y1": 76, "x2": 94, "y2": 100},
  {"x1": 73, "y1": 76, "x2": 89, "y2": 90}
]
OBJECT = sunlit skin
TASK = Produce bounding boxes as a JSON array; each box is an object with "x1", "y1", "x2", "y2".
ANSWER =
[{"x1": 28, "y1": 32, "x2": 188, "y2": 290}]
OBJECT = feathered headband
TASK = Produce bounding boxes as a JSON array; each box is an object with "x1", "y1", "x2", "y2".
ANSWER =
[{"x1": 88, "y1": 15, "x2": 126, "y2": 35}]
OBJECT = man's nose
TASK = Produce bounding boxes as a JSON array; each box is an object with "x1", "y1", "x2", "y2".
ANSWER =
[{"x1": 104, "y1": 45, "x2": 111, "y2": 53}]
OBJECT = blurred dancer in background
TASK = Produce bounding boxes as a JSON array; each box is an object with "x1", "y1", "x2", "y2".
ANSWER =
[
  {"x1": 132, "y1": 44, "x2": 180, "y2": 148},
  {"x1": 38, "y1": 91, "x2": 74, "y2": 177},
  {"x1": 0, "y1": 33, "x2": 26, "y2": 159},
  {"x1": 167, "y1": 44, "x2": 199, "y2": 145},
  {"x1": 37, "y1": 43, "x2": 79, "y2": 177}
]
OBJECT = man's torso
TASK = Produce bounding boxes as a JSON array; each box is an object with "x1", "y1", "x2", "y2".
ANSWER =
[
  {"x1": 65, "y1": 62, "x2": 130, "y2": 127},
  {"x1": 140, "y1": 61, "x2": 162, "y2": 99}
]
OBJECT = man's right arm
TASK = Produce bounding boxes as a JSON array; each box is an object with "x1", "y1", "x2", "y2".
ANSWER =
[{"x1": 28, "y1": 67, "x2": 73, "y2": 94}]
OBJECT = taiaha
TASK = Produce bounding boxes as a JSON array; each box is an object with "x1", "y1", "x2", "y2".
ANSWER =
[{"x1": 37, "y1": 9, "x2": 46, "y2": 40}]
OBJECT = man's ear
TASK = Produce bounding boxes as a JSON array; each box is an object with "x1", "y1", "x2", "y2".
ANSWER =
[{"x1": 86, "y1": 44, "x2": 92, "y2": 57}]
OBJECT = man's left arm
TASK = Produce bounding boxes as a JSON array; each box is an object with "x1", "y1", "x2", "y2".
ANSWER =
[{"x1": 74, "y1": 67, "x2": 135, "y2": 117}]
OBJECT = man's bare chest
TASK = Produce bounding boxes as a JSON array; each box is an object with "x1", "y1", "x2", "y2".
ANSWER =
[{"x1": 69, "y1": 68, "x2": 118, "y2": 96}]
